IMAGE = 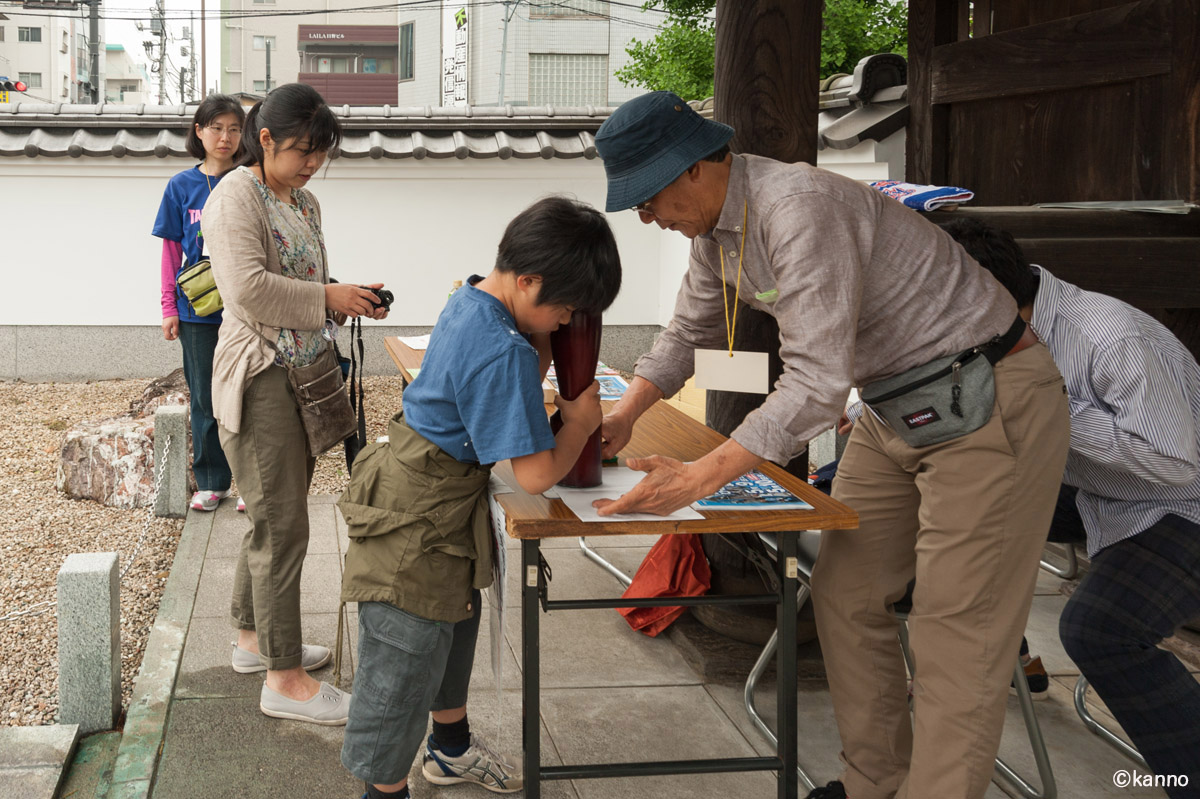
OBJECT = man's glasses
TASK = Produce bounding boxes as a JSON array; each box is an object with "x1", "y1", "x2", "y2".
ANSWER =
[{"x1": 630, "y1": 199, "x2": 653, "y2": 214}]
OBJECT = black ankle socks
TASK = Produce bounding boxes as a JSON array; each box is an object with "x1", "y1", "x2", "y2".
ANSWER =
[
  {"x1": 431, "y1": 715, "x2": 471, "y2": 755},
  {"x1": 366, "y1": 784, "x2": 409, "y2": 799}
]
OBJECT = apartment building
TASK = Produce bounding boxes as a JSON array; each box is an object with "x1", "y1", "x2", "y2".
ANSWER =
[
  {"x1": 220, "y1": 0, "x2": 657, "y2": 107},
  {"x1": 104, "y1": 43, "x2": 148, "y2": 104},
  {"x1": 0, "y1": 6, "x2": 103, "y2": 104}
]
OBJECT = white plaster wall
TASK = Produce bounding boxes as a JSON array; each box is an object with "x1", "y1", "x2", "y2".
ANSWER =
[
  {"x1": 0, "y1": 128, "x2": 903, "y2": 332},
  {"x1": 0, "y1": 155, "x2": 662, "y2": 328}
]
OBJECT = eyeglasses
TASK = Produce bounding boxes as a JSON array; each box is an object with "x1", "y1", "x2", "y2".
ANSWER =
[
  {"x1": 204, "y1": 125, "x2": 242, "y2": 138},
  {"x1": 630, "y1": 199, "x2": 653, "y2": 214}
]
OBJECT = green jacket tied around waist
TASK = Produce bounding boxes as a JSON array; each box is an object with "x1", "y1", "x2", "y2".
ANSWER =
[{"x1": 339, "y1": 411, "x2": 493, "y2": 623}]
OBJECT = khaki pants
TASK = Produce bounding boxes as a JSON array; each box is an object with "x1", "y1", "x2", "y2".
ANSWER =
[
  {"x1": 811, "y1": 344, "x2": 1069, "y2": 799},
  {"x1": 219, "y1": 366, "x2": 317, "y2": 671}
]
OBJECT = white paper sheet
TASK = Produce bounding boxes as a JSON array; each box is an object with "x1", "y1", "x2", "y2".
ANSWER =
[
  {"x1": 397, "y1": 334, "x2": 431, "y2": 349},
  {"x1": 554, "y1": 467, "x2": 704, "y2": 523}
]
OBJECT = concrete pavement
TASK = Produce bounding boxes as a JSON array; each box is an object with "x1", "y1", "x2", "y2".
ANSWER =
[{"x1": 123, "y1": 494, "x2": 1179, "y2": 799}]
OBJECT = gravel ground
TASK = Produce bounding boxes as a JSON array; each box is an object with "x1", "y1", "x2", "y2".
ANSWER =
[{"x1": 0, "y1": 375, "x2": 407, "y2": 728}]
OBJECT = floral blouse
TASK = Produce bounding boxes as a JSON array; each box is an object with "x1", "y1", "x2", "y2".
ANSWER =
[{"x1": 241, "y1": 166, "x2": 327, "y2": 368}]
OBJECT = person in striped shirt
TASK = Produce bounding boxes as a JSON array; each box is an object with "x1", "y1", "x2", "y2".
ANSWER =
[{"x1": 944, "y1": 217, "x2": 1200, "y2": 794}]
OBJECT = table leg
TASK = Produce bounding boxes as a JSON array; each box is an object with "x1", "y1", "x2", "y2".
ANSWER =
[
  {"x1": 776, "y1": 531, "x2": 799, "y2": 799},
  {"x1": 522, "y1": 539, "x2": 541, "y2": 799}
]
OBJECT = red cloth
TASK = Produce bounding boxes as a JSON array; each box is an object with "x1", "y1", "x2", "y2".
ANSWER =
[{"x1": 618, "y1": 534, "x2": 712, "y2": 637}]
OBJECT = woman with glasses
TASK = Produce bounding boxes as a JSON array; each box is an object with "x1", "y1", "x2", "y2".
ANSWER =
[{"x1": 152, "y1": 94, "x2": 246, "y2": 513}]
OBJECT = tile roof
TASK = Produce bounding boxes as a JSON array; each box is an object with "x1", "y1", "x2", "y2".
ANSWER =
[{"x1": 0, "y1": 55, "x2": 906, "y2": 159}]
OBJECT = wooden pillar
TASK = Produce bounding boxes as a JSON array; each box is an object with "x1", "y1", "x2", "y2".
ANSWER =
[
  {"x1": 708, "y1": 0, "x2": 820, "y2": 467},
  {"x1": 906, "y1": 0, "x2": 960, "y2": 183},
  {"x1": 699, "y1": 1, "x2": 822, "y2": 642}
]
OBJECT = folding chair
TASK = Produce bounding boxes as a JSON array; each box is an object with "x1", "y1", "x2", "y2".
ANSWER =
[
  {"x1": 1073, "y1": 676, "x2": 1148, "y2": 768},
  {"x1": 744, "y1": 532, "x2": 1058, "y2": 799}
]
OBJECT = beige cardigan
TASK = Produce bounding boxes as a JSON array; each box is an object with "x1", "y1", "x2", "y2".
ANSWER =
[{"x1": 204, "y1": 168, "x2": 329, "y2": 434}]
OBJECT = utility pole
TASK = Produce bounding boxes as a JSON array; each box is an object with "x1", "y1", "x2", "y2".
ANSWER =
[
  {"x1": 188, "y1": 12, "x2": 197, "y2": 100},
  {"x1": 265, "y1": 39, "x2": 270, "y2": 93},
  {"x1": 179, "y1": 67, "x2": 186, "y2": 102},
  {"x1": 496, "y1": 1, "x2": 520, "y2": 106},
  {"x1": 155, "y1": 0, "x2": 167, "y2": 103},
  {"x1": 200, "y1": 0, "x2": 207, "y2": 95},
  {"x1": 88, "y1": 0, "x2": 100, "y2": 103}
]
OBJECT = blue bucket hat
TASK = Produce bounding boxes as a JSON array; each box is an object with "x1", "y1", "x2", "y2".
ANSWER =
[{"x1": 595, "y1": 91, "x2": 734, "y2": 213}]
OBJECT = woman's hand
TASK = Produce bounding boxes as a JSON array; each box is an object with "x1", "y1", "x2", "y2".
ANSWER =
[
  {"x1": 162, "y1": 316, "x2": 180, "y2": 341},
  {"x1": 325, "y1": 283, "x2": 385, "y2": 319}
]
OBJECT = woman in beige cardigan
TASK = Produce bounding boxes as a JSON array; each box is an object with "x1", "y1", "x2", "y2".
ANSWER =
[{"x1": 204, "y1": 83, "x2": 388, "y2": 725}]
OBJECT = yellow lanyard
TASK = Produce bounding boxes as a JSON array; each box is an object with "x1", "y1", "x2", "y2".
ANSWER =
[{"x1": 718, "y1": 201, "x2": 748, "y2": 356}]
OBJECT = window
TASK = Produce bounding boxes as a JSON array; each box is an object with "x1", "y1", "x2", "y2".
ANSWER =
[
  {"x1": 529, "y1": 0, "x2": 606, "y2": 18},
  {"x1": 252, "y1": 0, "x2": 275, "y2": 4},
  {"x1": 362, "y1": 58, "x2": 395, "y2": 74},
  {"x1": 399, "y1": 22, "x2": 414, "y2": 81},
  {"x1": 528, "y1": 53, "x2": 607, "y2": 106},
  {"x1": 19, "y1": 26, "x2": 42, "y2": 43},
  {"x1": 252, "y1": 79, "x2": 277, "y2": 92},
  {"x1": 0, "y1": 27, "x2": 6, "y2": 43},
  {"x1": 62, "y1": 74, "x2": 69, "y2": 98},
  {"x1": 252, "y1": 35, "x2": 276, "y2": 51},
  {"x1": 316, "y1": 57, "x2": 349, "y2": 74},
  {"x1": 19, "y1": 72, "x2": 42, "y2": 89}
]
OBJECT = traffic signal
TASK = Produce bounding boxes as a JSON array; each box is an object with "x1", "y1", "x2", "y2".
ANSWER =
[{"x1": 0, "y1": 78, "x2": 29, "y2": 93}]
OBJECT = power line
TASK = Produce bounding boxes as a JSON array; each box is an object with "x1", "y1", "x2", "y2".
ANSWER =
[{"x1": 0, "y1": 0, "x2": 671, "y2": 29}]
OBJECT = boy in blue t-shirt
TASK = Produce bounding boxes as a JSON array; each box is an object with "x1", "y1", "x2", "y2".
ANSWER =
[{"x1": 339, "y1": 196, "x2": 622, "y2": 798}]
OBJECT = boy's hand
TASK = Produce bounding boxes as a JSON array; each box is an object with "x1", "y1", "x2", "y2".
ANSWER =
[{"x1": 555, "y1": 381, "x2": 602, "y2": 433}]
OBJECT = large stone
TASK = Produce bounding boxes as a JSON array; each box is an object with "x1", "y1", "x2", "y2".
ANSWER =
[
  {"x1": 57, "y1": 553, "x2": 120, "y2": 734},
  {"x1": 129, "y1": 367, "x2": 189, "y2": 419},
  {"x1": 56, "y1": 415, "x2": 158, "y2": 509},
  {"x1": 55, "y1": 373, "x2": 193, "y2": 508}
]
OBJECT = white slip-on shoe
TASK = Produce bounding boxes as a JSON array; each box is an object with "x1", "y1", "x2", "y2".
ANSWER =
[
  {"x1": 232, "y1": 643, "x2": 331, "y2": 674},
  {"x1": 259, "y1": 681, "x2": 350, "y2": 725}
]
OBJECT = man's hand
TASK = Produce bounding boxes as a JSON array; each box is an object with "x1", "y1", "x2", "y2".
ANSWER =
[
  {"x1": 594, "y1": 436, "x2": 763, "y2": 517},
  {"x1": 836, "y1": 412, "x2": 853, "y2": 436},
  {"x1": 600, "y1": 410, "x2": 634, "y2": 459},
  {"x1": 162, "y1": 316, "x2": 180, "y2": 341},
  {"x1": 598, "y1": 375, "x2": 664, "y2": 459},
  {"x1": 592, "y1": 455, "x2": 701, "y2": 516}
]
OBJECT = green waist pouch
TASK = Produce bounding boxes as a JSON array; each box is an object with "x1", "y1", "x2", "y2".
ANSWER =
[{"x1": 176, "y1": 258, "x2": 223, "y2": 317}]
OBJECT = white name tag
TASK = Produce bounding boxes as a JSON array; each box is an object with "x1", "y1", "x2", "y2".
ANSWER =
[{"x1": 694, "y1": 349, "x2": 770, "y2": 394}]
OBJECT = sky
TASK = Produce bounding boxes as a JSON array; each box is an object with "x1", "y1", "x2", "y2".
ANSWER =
[{"x1": 108, "y1": 0, "x2": 223, "y2": 102}]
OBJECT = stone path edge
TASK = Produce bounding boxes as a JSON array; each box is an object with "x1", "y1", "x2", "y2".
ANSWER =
[{"x1": 101, "y1": 507, "x2": 214, "y2": 799}]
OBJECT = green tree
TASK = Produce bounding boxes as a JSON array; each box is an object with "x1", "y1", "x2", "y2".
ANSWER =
[{"x1": 613, "y1": 0, "x2": 908, "y2": 101}]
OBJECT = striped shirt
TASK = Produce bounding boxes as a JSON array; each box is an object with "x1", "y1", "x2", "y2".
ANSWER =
[{"x1": 1031, "y1": 266, "x2": 1200, "y2": 555}]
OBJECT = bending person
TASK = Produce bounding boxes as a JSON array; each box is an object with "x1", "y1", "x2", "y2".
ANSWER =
[
  {"x1": 592, "y1": 92, "x2": 1070, "y2": 799},
  {"x1": 204, "y1": 83, "x2": 388, "y2": 725},
  {"x1": 944, "y1": 217, "x2": 1200, "y2": 795}
]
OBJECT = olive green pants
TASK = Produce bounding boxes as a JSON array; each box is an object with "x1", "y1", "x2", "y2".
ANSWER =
[
  {"x1": 219, "y1": 365, "x2": 316, "y2": 671},
  {"x1": 812, "y1": 343, "x2": 1071, "y2": 799}
]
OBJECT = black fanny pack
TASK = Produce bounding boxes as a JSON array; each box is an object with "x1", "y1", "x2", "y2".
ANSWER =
[{"x1": 861, "y1": 316, "x2": 1026, "y2": 447}]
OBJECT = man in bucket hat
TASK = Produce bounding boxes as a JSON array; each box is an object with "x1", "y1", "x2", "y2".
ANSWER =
[{"x1": 592, "y1": 91, "x2": 1070, "y2": 799}]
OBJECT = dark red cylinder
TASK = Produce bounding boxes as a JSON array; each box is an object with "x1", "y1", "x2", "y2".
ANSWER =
[{"x1": 549, "y1": 309, "x2": 603, "y2": 487}]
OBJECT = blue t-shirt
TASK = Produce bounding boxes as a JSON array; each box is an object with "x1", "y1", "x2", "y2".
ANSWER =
[
  {"x1": 152, "y1": 164, "x2": 222, "y2": 324},
  {"x1": 403, "y1": 278, "x2": 555, "y2": 464}
]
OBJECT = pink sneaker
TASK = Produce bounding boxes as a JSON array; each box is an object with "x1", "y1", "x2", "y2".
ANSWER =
[
  {"x1": 237, "y1": 496, "x2": 246, "y2": 513},
  {"x1": 190, "y1": 490, "x2": 230, "y2": 512}
]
